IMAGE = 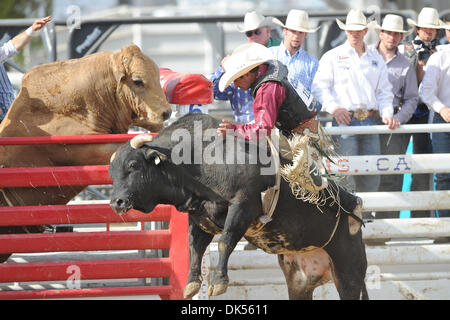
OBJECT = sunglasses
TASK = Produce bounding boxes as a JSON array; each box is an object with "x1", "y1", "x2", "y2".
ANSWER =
[{"x1": 245, "y1": 29, "x2": 262, "y2": 37}]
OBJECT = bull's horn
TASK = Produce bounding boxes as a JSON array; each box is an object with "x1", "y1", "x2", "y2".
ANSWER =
[
  {"x1": 110, "y1": 152, "x2": 117, "y2": 163},
  {"x1": 130, "y1": 134, "x2": 154, "y2": 149}
]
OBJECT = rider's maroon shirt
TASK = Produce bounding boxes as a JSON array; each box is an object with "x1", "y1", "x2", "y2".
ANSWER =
[{"x1": 231, "y1": 64, "x2": 286, "y2": 139}]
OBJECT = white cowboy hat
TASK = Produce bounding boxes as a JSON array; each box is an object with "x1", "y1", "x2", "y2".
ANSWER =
[
  {"x1": 407, "y1": 7, "x2": 444, "y2": 29},
  {"x1": 237, "y1": 11, "x2": 282, "y2": 32},
  {"x1": 374, "y1": 14, "x2": 412, "y2": 34},
  {"x1": 336, "y1": 9, "x2": 377, "y2": 31},
  {"x1": 273, "y1": 9, "x2": 319, "y2": 33},
  {"x1": 218, "y1": 43, "x2": 272, "y2": 92}
]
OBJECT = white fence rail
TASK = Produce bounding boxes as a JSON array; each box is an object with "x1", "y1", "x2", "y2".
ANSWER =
[
  {"x1": 326, "y1": 154, "x2": 450, "y2": 175},
  {"x1": 323, "y1": 123, "x2": 450, "y2": 135},
  {"x1": 361, "y1": 191, "x2": 450, "y2": 212}
]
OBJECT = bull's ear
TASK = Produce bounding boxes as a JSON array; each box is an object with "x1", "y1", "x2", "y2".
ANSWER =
[
  {"x1": 111, "y1": 50, "x2": 130, "y2": 85},
  {"x1": 145, "y1": 149, "x2": 168, "y2": 166}
]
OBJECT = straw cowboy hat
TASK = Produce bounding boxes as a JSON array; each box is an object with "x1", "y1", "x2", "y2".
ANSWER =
[
  {"x1": 374, "y1": 14, "x2": 412, "y2": 34},
  {"x1": 407, "y1": 7, "x2": 444, "y2": 29},
  {"x1": 218, "y1": 43, "x2": 272, "y2": 92},
  {"x1": 273, "y1": 9, "x2": 319, "y2": 33},
  {"x1": 336, "y1": 9, "x2": 377, "y2": 31},
  {"x1": 237, "y1": 11, "x2": 282, "y2": 32}
]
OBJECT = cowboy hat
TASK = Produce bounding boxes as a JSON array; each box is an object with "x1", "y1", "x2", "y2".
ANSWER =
[
  {"x1": 374, "y1": 14, "x2": 412, "y2": 34},
  {"x1": 273, "y1": 9, "x2": 319, "y2": 33},
  {"x1": 336, "y1": 9, "x2": 377, "y2": 31},
  {"x1": 407, "y1": 7, "x2": 444, "y2": 29},
  {"x1": 218, "y1": 43, "x2": 272, "y2": 92},
  {"x1": 237, "y1": 11, "x2": 282, "y2": 32}
]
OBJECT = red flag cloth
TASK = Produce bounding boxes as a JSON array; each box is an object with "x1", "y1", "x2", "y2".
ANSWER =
[{"x1": 159, "y1": 68, "x2": 213, "y2": 105}]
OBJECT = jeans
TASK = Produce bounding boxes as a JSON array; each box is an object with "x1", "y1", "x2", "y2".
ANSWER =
[
  {"x1": 378, "y1": 131, "x2": 411, "y2": 218},
  {"x1": 406, "y1": 113, "x2": 433, "y2": 218},
  {"x1": 376, "y1": 113, "x2": 432, "y2": 218},
  {"x1": 332, "y1": 116, "x2": 380, "y2": 193},
  {"x1": 431, "y1": 113, "x2": 450, "y2": 217}
]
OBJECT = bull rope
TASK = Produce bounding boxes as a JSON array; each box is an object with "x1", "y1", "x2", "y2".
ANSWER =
[
  {"x1": 258, "y1": 135, "x2": 281, "y2": 225},
  {"x1": 0, "y1": 188, "x2": 14, "y2": 207}
]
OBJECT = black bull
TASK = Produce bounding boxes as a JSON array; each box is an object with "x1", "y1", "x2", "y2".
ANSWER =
[{"x1": 109, "y1": 113, "x2": 368, "y2": 300}]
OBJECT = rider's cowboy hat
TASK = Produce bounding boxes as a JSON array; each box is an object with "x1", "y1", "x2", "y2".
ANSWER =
[
  {"x1": 336, "y1": 9, "x2": 376, "y2": 31},
  {"x1": 374, "y1": 14, "x2": 412, "y2": 34},
  {"x1": 218, "y1": 43, "x2": 272, "y2": 92},
  {"x1": 237, "y1": 11, "x2": 282, "y2": 33},
  {"x1": 407, "y1": 7, "x2": 444, "y2": 29},
  {"x1": 273, "y1": 9, "x2": 319, "y2": 33}
]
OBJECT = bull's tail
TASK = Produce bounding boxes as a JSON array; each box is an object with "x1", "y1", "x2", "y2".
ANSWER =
[{"x1": 361, "y1": 283, "x2": 369, "y2": 300}]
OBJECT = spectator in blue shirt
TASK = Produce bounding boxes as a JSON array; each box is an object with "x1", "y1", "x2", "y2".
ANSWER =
[
  {"x1": 270, "y1": 9, "x2": 319, "y2": 95},
  {"x1": 0, "y1": 16, "x2": 51, "y2": 121},
  {"x1": 210, "y1": 11, "x2": 281, "y2": 123}
]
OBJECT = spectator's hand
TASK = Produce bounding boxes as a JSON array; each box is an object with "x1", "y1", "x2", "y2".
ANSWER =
[
  {"x1": 332, "y1": 107, "x2": 351, "y2": 125},
  {"x1": 417, "y1": 59, "x2": 427, "y2": 68},
  {"x1": 440, "y1": 106, "x2": 450, "y2": 123},
  {"x1": 382, "y1": 116, "x2": 400, "y2": 130},
  {"x1": 31, "y1": 16, "x2": 51, "y2": 32},
  {"x1": 217, "y1": 119, "x2": 233, "y2": 136}
]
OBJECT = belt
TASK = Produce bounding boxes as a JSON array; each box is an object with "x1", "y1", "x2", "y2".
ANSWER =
[{"x1": 350, "y1": 109, "x2": 379, "y2": 121}]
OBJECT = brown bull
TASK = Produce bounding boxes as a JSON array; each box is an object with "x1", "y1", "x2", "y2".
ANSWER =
[{"x1": 0, "y1": 44, "x2": 172, "y2": 262}]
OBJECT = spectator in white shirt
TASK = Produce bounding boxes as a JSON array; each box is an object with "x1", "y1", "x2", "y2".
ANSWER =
[
  {"x1": 312, "y1": 9, "x2": 399, "y2": 195},
  {"x1": 419, "y1": 15, "x2": 450, "y2": 218}
]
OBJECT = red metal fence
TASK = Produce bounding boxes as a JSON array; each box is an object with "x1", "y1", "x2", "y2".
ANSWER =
[{"x1": 0, "y1": 134, "x2": 189, "y2": 300}]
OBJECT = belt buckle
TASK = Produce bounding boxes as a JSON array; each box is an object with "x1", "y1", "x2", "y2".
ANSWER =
[{"x1": 353, "y1": 109, "x2": 369, "y2": 121}]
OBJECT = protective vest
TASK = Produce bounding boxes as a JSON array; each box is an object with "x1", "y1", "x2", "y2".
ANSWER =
[{"x1": 250, "y1": 60, "x2": 317, "y2": 133}]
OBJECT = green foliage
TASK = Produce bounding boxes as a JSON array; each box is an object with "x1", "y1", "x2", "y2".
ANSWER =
[
  {"x1": 0, "y1": 0, "x2": 53, "y2": 19},
  {"x1": 0, "y1": 0, "x2": 53, "y2": 67}
]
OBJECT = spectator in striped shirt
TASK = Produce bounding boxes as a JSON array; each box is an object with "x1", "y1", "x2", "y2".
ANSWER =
[
  {"x1": 0, "y1": 16, "x2": 51, "y2": 121},
  {"x1": 210, "y1": 11, "x2": 281, "y2": 124},
  {"x1": 270, "y1": 9, "x2": 319, "y2": 95}
]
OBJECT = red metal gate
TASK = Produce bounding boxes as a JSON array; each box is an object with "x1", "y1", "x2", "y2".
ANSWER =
[{"x1": 0, "y1": 134, "x2": 189, "y2": 300}]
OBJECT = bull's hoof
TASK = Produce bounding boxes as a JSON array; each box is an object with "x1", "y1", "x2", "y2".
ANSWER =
[
  {"x1": 183, "y1": 281, "x2": 202, "y2": 299},
  {"x1": 207, "y1": 283, "x2": 228, "y2": 297}
]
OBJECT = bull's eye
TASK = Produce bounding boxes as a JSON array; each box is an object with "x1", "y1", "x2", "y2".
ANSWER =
[
  {"x1": 133, "y1": 79, "x2": 144, "y2": 87},
  {"x1": 127, "y1": 160, "x2": 139, "y2": 172}
]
